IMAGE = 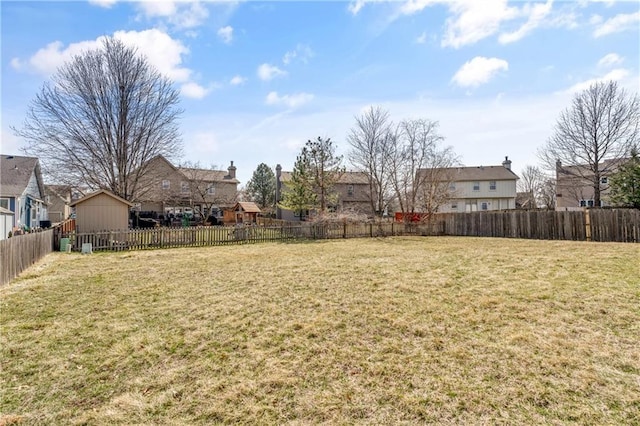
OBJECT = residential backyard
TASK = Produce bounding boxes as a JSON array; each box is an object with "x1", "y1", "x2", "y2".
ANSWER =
[{"x1": 1, "y1": 237, "x2": 638, "y2": 424}]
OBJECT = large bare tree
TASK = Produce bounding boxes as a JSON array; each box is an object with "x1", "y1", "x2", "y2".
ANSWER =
[
  {"x1": 538, "y1": 80, "x2": 639, "y2": 207},
  {"x1": 14, "y1": 37, "x2": 183, "y2": 201},
  {"x1": 347, "y1": 106, "x2": 394, "y2": 217},
  {"x1": 517, "y1": 165, "x2": 545, "y2": 209}
]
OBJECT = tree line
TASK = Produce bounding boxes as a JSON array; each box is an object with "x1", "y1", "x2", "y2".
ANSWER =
[{"x1": 13, "y1": 36, "x2": 640, "y2": 214}]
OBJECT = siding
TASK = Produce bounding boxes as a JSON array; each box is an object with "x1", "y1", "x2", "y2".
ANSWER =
[{"x1": 76, "y1": 193, "x2": 130, "y2": 232}]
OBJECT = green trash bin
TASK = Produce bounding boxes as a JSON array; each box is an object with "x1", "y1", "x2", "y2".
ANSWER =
[{"x1": 60, "y1": 237, "x2": 70, "y2": 252}]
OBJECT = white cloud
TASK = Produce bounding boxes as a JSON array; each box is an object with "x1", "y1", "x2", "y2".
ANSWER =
[
  {"x1": 11, "y1": 29, "x2": 193, "y2": 83},
  {"x1": 442, "y1": 0, "x2": 519, "y2": 48},
  {"x1": 230, "y1": 75, "x2": 246, "y2": 86},
  {"x1": 257, "y1": 63, "x2": 287, "y2": 81},
  {"x1": 181, "y1": 82, "x2": 211, "y2": 99},
  {"x1": 217, "y1": 26, "x2": 233, "y2": 44},
  {"x1": 400, "y1": 0, "x2": 439, "y2": 15},
  {"x1": 282, "y1": 44, "x2": 314, "y2": 65},
  {"x1": 348, "y1": 0, "x2": 367, "y2": 15},
  {"x1": 498, "y1": 0, "x2": 552, "y2": 44},
  {"x1": 597, "y1": 53, "x2": 624, "y2": 68},
  {"x1": 136, "y1": 1, "x2": 209, "y2": 30},
  {"x1": 593, "y1": 11, "x2": 640, "y2": 37},
  {"x1": 265, "y1": 91, "x2": 314, "y2": 108},
  {"x1": 88, "y1": 0, "x2": 118, "y2": 8},
  {"x1": 566, "y1": 68, "x2": 630, "y2": 93},
  {"x1": 416, "y1": 31, "x2": 427, "y2": 44},
  {"x1": 451, "y1": 56, "x2": 509, "y2": 88}
]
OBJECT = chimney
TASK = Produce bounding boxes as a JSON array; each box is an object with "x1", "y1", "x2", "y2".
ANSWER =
[
  {"x1": 227, "y1": 161, "x2": 236, "y2": 179},
  {"x1": 502, "y1": 156, "x2": 512, "y2": 170}
]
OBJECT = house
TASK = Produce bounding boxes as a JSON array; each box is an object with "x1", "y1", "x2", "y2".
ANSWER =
[
  {"x1": 70, "y1": 189, "x2": 133, "y2": 233},
  {"x1": 555, "y1": 159, "x2": 621, "y2": 210},
  {"x1": 416, "y1": 157, "x2": 519, "y2": 213},
  {"x1": 0, "y1": 154, "x2": 48, "y2": 230},
  {"x1": 275, "y1": 164, "x2": 374, "y2": 221},
  {"x1": 45, "y1": 185, "x2": 73, "y2": 224},
  {"x1": 135, "y1": 155, "x2": 239, "y2": 220}
]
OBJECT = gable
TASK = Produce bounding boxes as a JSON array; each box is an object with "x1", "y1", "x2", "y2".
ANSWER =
[{"x1": 0, "y1": 155, "x2": 44, "y2": 197}]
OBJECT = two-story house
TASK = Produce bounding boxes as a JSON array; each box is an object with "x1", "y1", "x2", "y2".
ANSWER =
[
  {"x1": 555, "y1": 159, "x2": 621, "y2": 210},
  {"x1": 0, "y1": 154, "x2": 49, "y2": 231},
  {"x1": 45, "y1": 185, "x2": 73, "y2": 224},
  {"x1": 417, "y1": 157, "x2": 519, "y2": 213},
  {"x1": 275, "y1": 165, "x2": 374, "y2": 221},
  {"x1": 135, "y1": 155, "x2": 239, "y2": 220}
]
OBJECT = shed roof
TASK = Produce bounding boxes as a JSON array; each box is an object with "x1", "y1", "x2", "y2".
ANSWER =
[
  {"x1": 233, "y1": 201, "x2": 261, "y2": 213},
  {"x1": 70, "y1": 189, "x2": 134, "y2": 207},
  {"x1": 0, "y1": 154, "x2": 44, "y2": 197}
]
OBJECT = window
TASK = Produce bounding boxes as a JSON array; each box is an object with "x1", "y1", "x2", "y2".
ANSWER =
[
  {"x1": 449, "y1": 182, "x2": 456, "y2": 191},
  {"x1": 0, "y1": 198, "x2": 9, "y2": 209},
  {"x1": 181, "y1": 182, "x2": 189, "y2": 193},
  {"x1": 451, "y1": 202, "x2": 458, "y2": 210},
  {"x1": 587, "y1": 199, "x2": 595, "y2": 208},
  {"x1": 600, "y1": 177, "x2": 608, "y2": 184},
  {"x1": 162, "y1": 180, "x2": 170, "y2": 190},
  {"x1": 489, "y1": 181, "x2": 496, "y2": 191},
  {"x1": 347, "y1": 184, "x2": 354, "y2": 196},
  {"x1": 473, "y1": 182, "x2": 480, "y2": 191},
  {"x1": 207, "y1": 184, "x2": 216, "y2": 195},
  {"x1": 481, "y1": 202, "x2": 488, "y2": 211}
]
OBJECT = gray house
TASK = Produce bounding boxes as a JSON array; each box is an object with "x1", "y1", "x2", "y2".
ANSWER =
[{"x1": 0, "y1": 154, "x2": 49, "y2": 231}]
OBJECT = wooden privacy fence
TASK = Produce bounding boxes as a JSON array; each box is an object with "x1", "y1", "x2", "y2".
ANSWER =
[
  {"x1": 0, "y1": 229, "x2": 53, "y2": 285},
  {"x1": 431, "y1": 209, "x2": 640, "y2": 242}
]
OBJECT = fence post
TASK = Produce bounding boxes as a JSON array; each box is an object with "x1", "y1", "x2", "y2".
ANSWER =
[{"x1": 585, "y1": 209, "x2": 592, "y2": 242}]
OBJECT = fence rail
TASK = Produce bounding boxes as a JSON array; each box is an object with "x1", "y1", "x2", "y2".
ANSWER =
[{"x1": 0, "y1": 229, "x2": 54, "y2": 285}]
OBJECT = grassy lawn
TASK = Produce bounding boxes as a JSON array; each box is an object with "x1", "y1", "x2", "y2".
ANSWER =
[{"x1": 1, "y1": 237, "x2": 639, "y2": 424}]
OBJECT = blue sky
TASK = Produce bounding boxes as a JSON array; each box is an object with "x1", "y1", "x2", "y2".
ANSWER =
[{"x1": 1, "y1": 0, "x2": 639, "y2": 185}]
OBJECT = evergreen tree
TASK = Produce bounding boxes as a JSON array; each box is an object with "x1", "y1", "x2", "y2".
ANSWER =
[
  {"x1": 246, "y1": 163, "x2": 276, "y2": 210},
  {"x1": 609, "y1": 150, "x2": 640, "y2": 208},
  {"x1": 279, "y1": 152, "x2": 316, "y2": 219}
]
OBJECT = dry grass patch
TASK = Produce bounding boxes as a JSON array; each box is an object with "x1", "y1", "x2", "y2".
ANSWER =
[{"x1": 1, "y1": 237, "x2": 639, "y2": 424}]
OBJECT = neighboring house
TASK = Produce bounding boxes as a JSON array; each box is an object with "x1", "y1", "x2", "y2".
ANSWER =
[
  {"x1": 275, "y1": 165, "x2": 374, "y2": 221},
  {"x1": 555, "y1": 159, "x2": 620, "y2": 210},
  {"x1": 45, "y1": 185, "x2": 72, "y2": 224},
  {"x1": 70, "y1": 189, "x2": 133, "y2": 233},
  {"x1": 0, "y1": 154, "x2": 48, "y2": 230},
  {"x1": 135, "y1": 155, "x2": 239, "y2": 219},
  {"x1": 417, "y1": 157, "x2": 519, "y2": 213}
]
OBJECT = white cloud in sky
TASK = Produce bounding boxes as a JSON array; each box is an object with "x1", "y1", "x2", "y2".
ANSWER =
[
  {"x1": 88, "y1": 0, "x2": 118, "y2": 8},
  {"x1": 597, "y1": 53, "x2": 624, "y2": 68},
  {"x1": 282, "y1": 44, "x2": 314, "y2": 65},
  {"x1": 593, "y1": 11, "x2": 640, "y2": 37},
  {"x1": 230, "y1": 75, "x2": 246, "y2": 86},
  {"x1": 180, "y1": 82, "x2": 211, "y2": 99},
  {"x1": 257, "y1": 63, "x2": 287, "y2": 81},
  {"x1": 217, "y1": 26, "x2": 233, "y2": 44},
  {"x1": 415, "y1": 31, "x2": 427, "y2": 44},
  {"x1": 348, "y1": 0, "x2": 367, "y2": 15},
  {"x1": 135, "y1": 0, "x2": 209, "y2": 30},
  {"x1": 498, "y1": 0, "x2": 553, "y2": 44},
  {"x1": 566, "y1": 68, "x2": 630, "y2": 93},
  {"x1": 265, "y1": 91, "x2": 314, "y2": 108},
  {"x1": 451, "y1": 56, "x2": 509, "y2": 88},
  {"x1": 442, "y1": 0, "x2": 519, "y2": 48}
]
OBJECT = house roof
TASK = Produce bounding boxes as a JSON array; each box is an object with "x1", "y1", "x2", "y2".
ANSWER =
[
  {"x1": 177, "y1": 167, "x2": 239, "y2": 184},
  {"x1": 0, "y1": 154, "x2": 45, "y2": 197},
  {"x1": 233, "y1": 201, "x2": 261, "y2": 213},
  {"x1": 70, "y1": 189, "x2": 134, "y2": 207},
  {"x1": 279, "y1": 170, "x2": 369, "y2": 184},
  {"x1": 419, "y1": 165, "x2": 519, "y2": 181}
]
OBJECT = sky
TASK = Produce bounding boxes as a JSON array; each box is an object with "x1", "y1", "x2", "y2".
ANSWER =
[{"x1": 1, "y1": 0, "x2": 639, "y2": 186}]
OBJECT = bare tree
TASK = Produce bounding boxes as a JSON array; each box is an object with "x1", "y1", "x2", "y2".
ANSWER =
[
  {"x1": 539, "y1": 177, "x2": 557, "y2": 210},
  {"x1": 14, "y1": 37, "x2": 183, "y2": 201},
  {"x1": 179, "y1": 162, "x2": 238, "y2": 221},
  {"x1": 385, "y1": 118, "x2": 457, "y2": 220},
  {"x1": 347, "y1": 106, "x2": 394, "y2": 217},
  {"x1": 538, "y1": 81, "x2": 639, "y2": 207},
  {"x1": 517, "y1": 165, "x2": 545, "y2": 209}
]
